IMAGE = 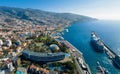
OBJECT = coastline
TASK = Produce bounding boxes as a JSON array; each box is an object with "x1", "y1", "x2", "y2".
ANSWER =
[
  {"x1": 53, "y1": 22, "x2": 92, "y2": 74},
  {"x1": 62, "y1": 40, "x2": 92, "y2": 74},
  {"x1": 61, "y1": 20, "x2": 120, "y2": 74}
]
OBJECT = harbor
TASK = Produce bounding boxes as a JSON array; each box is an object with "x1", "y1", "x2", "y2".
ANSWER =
[
  {"x1": 91, "y1": 32, "x2": 120, "y2": 69},
  {"x1": 103, "y1": 43, "x2": 116, "y2": 59},
  {"x1": 54, "y1": 24, "x2": 120, "y2": 74},
  {"x1": 62, "y1": 40, "x2": 91, "y2": 74},
  {"x1": 62, "y1": 20, "x2": 120, "y2": 73}
]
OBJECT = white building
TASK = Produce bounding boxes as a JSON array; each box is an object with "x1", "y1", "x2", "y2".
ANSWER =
[
  {"x1": 6, "y1": 39, "x2": 12, "y2": 47},
  {"x1": 0, "y1": 70, "x2": 5, "y2": 74},
  {"x1": 6, "y1": 60, "x2": 14, "y2": 72},
  {"x1": 0, "y1": 39, "x2": 3, "y2": 47}
]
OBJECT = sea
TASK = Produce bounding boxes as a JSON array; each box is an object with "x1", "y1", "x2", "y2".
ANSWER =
[{"x1": 62, "y1": 20, "x2": 120, "y2": 74}]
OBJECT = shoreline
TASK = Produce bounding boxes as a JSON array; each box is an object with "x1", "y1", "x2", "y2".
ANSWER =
[
  {"x1": 62, "y1": 40, "x2": 92, "y2": 74},
  {"x1": 54, "y1": 20, "x2": 120, "y2": 74},
  {"x1": 53, "y1": 21, "x2": 93, "y2": 74}
]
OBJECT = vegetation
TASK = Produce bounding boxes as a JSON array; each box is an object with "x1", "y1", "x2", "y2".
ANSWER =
[
  {"x1": 20, "y1": 59, "x2": 30, "y2": 67},
  {"x1": 22, "y1": 31, "x2": 74, "y2": 73},
  {"x1": 0, "y1": 55, "x2": 4, "y2": 59},
  {"x1": 27, "y1": 33, "x2": 71, "y2": 53},
  {"x1": 27, "y1": 33, "x2": 60, "y2": 53},
  {"x1": 59, "y1": 43, "x2": 70, "y2": 53},
  {"x1": 49, "y1": 61, "x2": 76, "y2": 74}
]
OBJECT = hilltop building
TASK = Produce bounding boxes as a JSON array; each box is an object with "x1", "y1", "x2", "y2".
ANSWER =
[{"x1": 6, "y1": 60, "x2": 14, "y2": 72}]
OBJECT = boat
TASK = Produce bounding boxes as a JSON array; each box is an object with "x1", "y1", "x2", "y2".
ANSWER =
[
  {"x1": 90, "y1": 32, "x2": 104, "y2": 52},
  {"x1": 77, "y1": 57, "x2": 87, "y2": 70},
  {"x1": 65, "y1": 29, "x2": 69, "y2": 32},
  {"x1": 96, "y1": 61, "x2": 109, "y2": 74}
]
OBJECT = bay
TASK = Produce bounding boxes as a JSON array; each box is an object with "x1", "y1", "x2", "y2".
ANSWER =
[{"x1": 62, "y1": 20, "x2": 120, "y2": 74}]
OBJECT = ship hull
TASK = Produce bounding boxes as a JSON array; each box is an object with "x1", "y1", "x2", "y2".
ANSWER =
[
  {"x1": 90, "y1": 40, "x2": 104, "y2": 52},
  {"x1": 112, "y1": 58, "x2": 120, "y2": 69}
]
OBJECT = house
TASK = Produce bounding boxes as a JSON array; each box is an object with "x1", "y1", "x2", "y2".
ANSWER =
[{"x1": 6, "y1": 59, "x2": 15, "y2": 72}]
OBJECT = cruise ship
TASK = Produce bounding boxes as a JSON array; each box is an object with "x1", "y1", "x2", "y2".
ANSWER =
[
  {"x1": 22, "y1": 50, "x2": 65, "y2": 62},
  {"x1": 90, "y1": 32, "x2": 104, "y2": 52}
]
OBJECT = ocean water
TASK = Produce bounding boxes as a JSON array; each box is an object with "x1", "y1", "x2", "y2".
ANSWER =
[{"x1": 62, "y1": 20, "x2": 120, "y2": 74}]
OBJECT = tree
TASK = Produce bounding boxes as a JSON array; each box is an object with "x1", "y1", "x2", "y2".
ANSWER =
[{"x1": 64, "y1": 61, "x2": 75, "y2": 70}]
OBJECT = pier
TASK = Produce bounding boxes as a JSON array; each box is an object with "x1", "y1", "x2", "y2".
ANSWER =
[
  {"x1": 103, "y1": 43, "x2": 116, "y2": 59},
  {"x1": 63, "y1": 40, "x2": 91, "y2": 74}
]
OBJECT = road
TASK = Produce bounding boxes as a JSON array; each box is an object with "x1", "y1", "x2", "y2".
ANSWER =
[{"x1": 71, "y1": 51, "x2": 85, "y2": 74}]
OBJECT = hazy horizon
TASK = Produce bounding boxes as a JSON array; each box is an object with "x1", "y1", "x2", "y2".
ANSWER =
[{"x1": 0, "y1": 0, "x2": 120, "y2": 20}]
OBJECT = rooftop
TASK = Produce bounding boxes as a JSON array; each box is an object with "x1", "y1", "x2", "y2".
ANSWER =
[
  {"x1": 22, "y1": 49, "x2": 65, "y2": 57},
  {"x1": 50, "y1": 44, "x2": 59, "y2": 50}
]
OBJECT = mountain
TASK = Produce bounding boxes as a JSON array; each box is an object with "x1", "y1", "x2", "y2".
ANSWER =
[{"x1": 0, "y1": 6, "x2": 96, "y2": 28}]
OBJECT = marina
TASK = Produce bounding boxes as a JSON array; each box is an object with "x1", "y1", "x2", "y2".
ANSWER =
[{"x1": 62, "y1": 20, "x2": 120, "y2": 74}]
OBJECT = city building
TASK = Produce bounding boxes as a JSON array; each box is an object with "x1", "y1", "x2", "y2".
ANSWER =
[
  {"x1": 0, "y1": 48, "x2": 3, "y2": 55},
  {"x1": 22, "y1": 50, "x2": 65, "y2": 62},
  {"x1": 16, "y1": 40, "x2": 22, "y2": 46},
  {"x1": 16, "y1": 46, "x2": 23, "y2": 53},
  {"x1": 0, "y1": 39, "x2": 3, "y2": 47},
  {"x1": 0, "y1": 70, "x2": 6, "y2": 74},
  {"x1": 12, "y1": 57, "x2": 21, "y2": 67},
  {"x1": 29, "y1": 64, "x2": 49, "y2": 74},
  {"x1": 6, "y1": 60, "x2": 14, "y2": 72},
  {"x1": 6, "y1": 39, "x2": 12, "y2": 47}
]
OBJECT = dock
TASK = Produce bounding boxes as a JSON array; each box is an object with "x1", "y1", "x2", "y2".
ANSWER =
[
  {"x1": 92, "y1": 32, "x2": 117, "y2": 59},
  {"x1": 96, "y1": 61, "x2": 108, "y2": 74},
  {"x1": 103, "y1": 43, "x2": 116, "y2": 59},
  {"x1": 63, "y1": 40, "x2": 91, "y2": 74}
]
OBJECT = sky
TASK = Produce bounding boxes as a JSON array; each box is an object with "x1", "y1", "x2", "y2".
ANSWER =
[{"x1": 0, "y1": 0, "x2": 120, "y2": 20}]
